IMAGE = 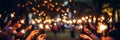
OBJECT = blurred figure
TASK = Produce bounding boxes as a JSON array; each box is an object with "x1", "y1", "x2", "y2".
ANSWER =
[
  {"x1": 61, "y1": 23, "x2": 65, "y2": 32},
  {"x1": 52, "y1": 23, "x2": 58, "y2": 36},
  {"x1": 108, "y1": 22, "x2": 120, "y2": 40},
  {"x1": 70, "y1": 24, "x2": 75, "y2": 39}
]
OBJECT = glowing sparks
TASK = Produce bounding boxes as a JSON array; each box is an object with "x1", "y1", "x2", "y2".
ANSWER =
[
  {"x1": 72, "y1": 19, "x2": 76, "y2": 23},
  {"x1": 101, "y1": 16, "x2": 105, "y2": 20},
  {"x1": 73, "y1": 10, "x2": 77, "y2": 13},
  {"x1": 45, "y1": 25, "x2": 50, "y2": 29},
  {"x1": 93, "y1": 16, "x2": 96, "y2": 23},
  {"x1": 79, "y1": 25, "x2": 83, "y2": 29},
  {"x1": 10, "y1": 13, "x2": 15, "y2": 18},
  {"x1": 39, "y1": 24, "x2": 43, "y2": 29},
  {"x1": 81, "y1": 17, "x2": 85, "y2": 21},
  {"x1": 31, "y1": 19, "x2": 36, "y2": 24},
  {"x1": 88, "y1": 19, "x2": 92, "y2": 23},
  {"x1": 21, "y1": 29, "x2": 25, "y2": 34},
  {"x1": 109, "y1": 18, "x2": 112, "y2": 22},
  {"x1": 20, "y1": 19, "x2": 25, "y2": 24},
  {"x1": 97, "y1": 22, "x2": 108, "y2": 33},
  {"x1": 0, "y1": 14, "x2": 1, "y2": 18},
  {"x1": 77, "y1": 19, "x2": 82, "y2": 23},
  {"x1": 85, "y1": 16, "x2": 88, "y2": 19},
  {"x1": 44, "y1": 1, "x2": 48, "y2": 3}
]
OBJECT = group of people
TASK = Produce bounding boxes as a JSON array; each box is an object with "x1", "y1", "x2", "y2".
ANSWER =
[
  {"x1": 0, "y1": 19, "x2": 46, "y2": 40},
  {"x1": 78, "y1": 22, "x2": 120, "y2": 40},
  {"x1": 0, "y1": 18, "x2": 120, "y2": 40}
]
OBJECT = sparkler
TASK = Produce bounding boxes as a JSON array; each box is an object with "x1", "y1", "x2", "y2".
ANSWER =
[
  {"x1": 20, "y1": 19, "x2": 25, "y2": 24},
  {"x1": 97, "y1": 22, "x2": 108, "y2": 34},
  {"x1": 31, "y1": 19, "x2": 36, "y2": 24},
  {"x1": 93, "y1": 16, "x2": 96, "y2": 23},
  {"x1": 0, "y1": 14, "x2": 1, "y2": 18},
  {"x1": 72, "y1": 19, "x2": 76, "y2": 23},
  {"x1": 81, "y1": 17, "x2": 85, "y2": 21},
  {"x1": 45, "y1": 25, "x2": 50, "y2": 30},
  {"x1": 85, "y1": 16, "x2": 88, "y2": 19},
  {"x1": 77, "y1": 19, "x2": 82, "y2": 24},
  {"x1": 10, "y1": 13, "x2": 15, "y2": 18},
  {"x1": 21, "y1": 29, "x2": 25, "y2": 34},
  {"x1": 79, "y1": 25, "x2": 83, "y2": 29},
  {"x1": 88, "y1": 19, "x2": 92, "y2": 23},
  {"x1": 38, "y1": 24, "x2": 43, "y2": 29}
]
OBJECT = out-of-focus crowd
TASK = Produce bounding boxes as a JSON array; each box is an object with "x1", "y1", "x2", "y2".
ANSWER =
[{"x1": 0, "y1": 18, "x2": 120, "y2": 40}]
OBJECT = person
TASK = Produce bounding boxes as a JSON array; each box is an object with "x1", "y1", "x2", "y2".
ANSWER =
[
  {"x1": 108, "y1": 22, "x2": 120, "y2": 40},
  {"x1": 53, "y1": 23, "x2": 58, "y2": 36},
  {"x1": 70, "y1": 24, "x2": 75, "y2": 39},
  {"x1": 61, "y1": 23, "x2": 65, "y2": 32}
]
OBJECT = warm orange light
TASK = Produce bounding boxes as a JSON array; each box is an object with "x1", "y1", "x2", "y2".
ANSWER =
[
  {"x1": 109, "y1": 18, "x2": 112, "y2": 22},
  {"x1": 66, "y1": 8, "x2": 69, "y2": 12},
  {"x1": 0, "y1": 14, "x2": 1, "y2": 18},
  {"x1": 88, "y1": 19, "x2": 92, "y2": 23},
  {"x1": 20, "y1": 19, "x2": 25, "y2": 24},
  {"x1": 21, "y1": 29, "x2": 25, "y2": 34},
  {"x1": 11, "y1": 13, "x2": 15, "y2": 18},
  {"x1": 39, "y1": 24, "x2": 43, "y2": 29},
  {"x1": 81, "y1": 17, "x2": 85, "y2": 21},
  {"x1": 55, "y1": 2, "x2": 58, "y2": 5},
  {"x1": 31, "y1": 19, "x2": 36, "y2": 24},
  {"x1": 85, "y1": 16, "x2": 88, "y2": 19},
  {"x1": 44, "y1": 1, "x2": 48, "y2": 3},
  {"x1": 56, "y1": 18, "x2": 61, "y2": 22},
  {"x1": 79, "y1": 25, "x2": 83, "y2": 29},
  {"x1": 101, "y1": 16, "x2": 105, "y2": 20},
  {"x1": 72, "y1": 19, "x2": 76, "y2": 23},
  {"x1": 77, "y1": 19, "x2": 82, "y2": 23},
  {"x1": 45, "y1": 25, "x2": 50, "y2": 29},
  {"x1": 93, "y1": 16, "x2": 96, "y2": 23},
  {"x1": 73, "y1": 10, "x2": 76, "y2": 13},
  {"x1": 97, "y1": 22, "x2": 108, "y2": 33}
]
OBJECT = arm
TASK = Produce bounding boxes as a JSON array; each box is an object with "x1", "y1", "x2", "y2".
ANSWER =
[{"x1": 26, "y1": 30, "x2": 39, "y2": 40}]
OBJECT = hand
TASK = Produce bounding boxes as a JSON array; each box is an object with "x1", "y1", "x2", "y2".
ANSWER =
[
  {"x1": 29, "y1": 30, "x2": 39, "y2": 37},
  {"x1": 37, "y1": 34, "x2": 47, "y2": 40},
  {"x1": 26, "y1": 30, "x2": 39, "y2": 40}
]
